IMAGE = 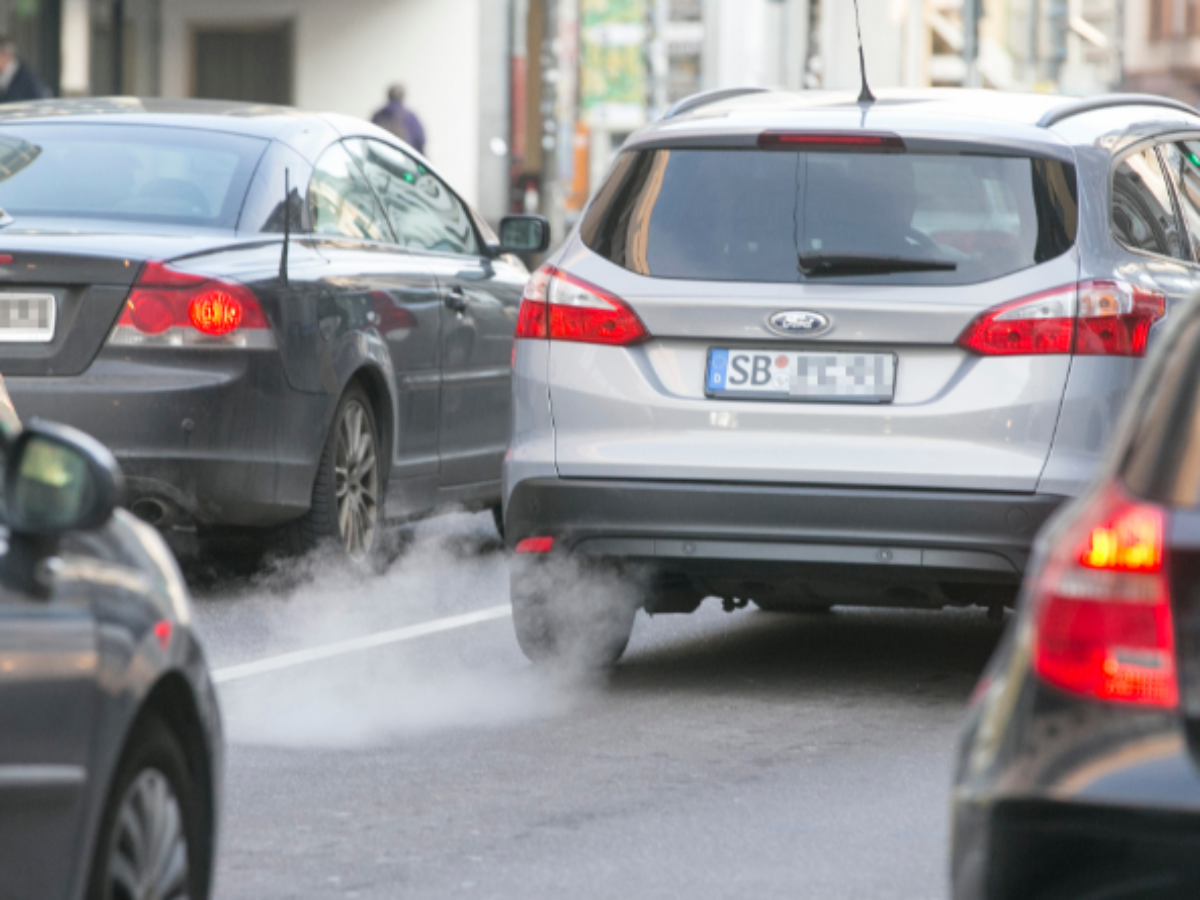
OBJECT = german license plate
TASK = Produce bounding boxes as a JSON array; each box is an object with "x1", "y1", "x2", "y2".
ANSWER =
[
  {"x1": 0, "y1": 293, "x2": 55, "y2": 343},
  {"x1": 705, "y1": 348, "x2": 896, "y2": 403}
]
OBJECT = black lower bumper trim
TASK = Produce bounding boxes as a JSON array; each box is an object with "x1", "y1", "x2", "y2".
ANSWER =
[{"x1": 506, "y1": 478, "x2": 1066, "y2": 576}]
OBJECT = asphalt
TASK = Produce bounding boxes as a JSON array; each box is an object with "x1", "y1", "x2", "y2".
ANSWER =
[{"x1": 191, "y1": 510, "x2": 1006, "y2": 900}]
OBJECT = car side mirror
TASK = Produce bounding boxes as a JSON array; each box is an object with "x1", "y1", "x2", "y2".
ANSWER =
[
  {"x1": 2, "y1": 421, "x2": 122, "y2": 597},
  {"x1": 496, "y1": 216, "x2": 551, "y2": 255}
]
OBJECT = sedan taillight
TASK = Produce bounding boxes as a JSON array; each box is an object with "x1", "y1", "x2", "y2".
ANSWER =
[
  {"x1": 107, "y1": 261, "x2": 275, "y2": 349},
  {"x1": 957, "y1": 281, "x2": 1165, "y2": 358},
  {"x1": 1030, "y1": 483, "x2": 1178, "y2": 709},
  {"x1": 515, "y1": 265, "x2": 649, "y2": 346}
]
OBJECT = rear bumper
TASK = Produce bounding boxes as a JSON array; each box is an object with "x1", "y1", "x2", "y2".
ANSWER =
[
  {"x1": 6, "y1": 351, "x2": 331, "y2": 528},
  {"x1": 506, "y1": 478, "x2": 1065, "y2": 578}
]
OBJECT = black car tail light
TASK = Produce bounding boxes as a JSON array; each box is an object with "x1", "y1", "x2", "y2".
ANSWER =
[
  {"x1": 1030, "y1": 482, "x2": 1178, "y2": 709},
  {"x1": 107, "y1": 261, "x2": 275, "y2": 350}
]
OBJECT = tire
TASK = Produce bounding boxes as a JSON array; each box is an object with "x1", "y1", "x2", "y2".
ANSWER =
[
  {"x1": 87, "y1": 716, "x2": 210, "y2": 900},
  {"x1": 277, "y1": 384, "x2": 382, "y2": 563},
  {"x1": 510, "y1": 556, "x2": 638, "y2": 668}
]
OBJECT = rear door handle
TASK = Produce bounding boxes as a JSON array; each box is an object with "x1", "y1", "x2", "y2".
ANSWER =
[{"x1": 444, "y1": 287, "x2": 468, "y2": 313}]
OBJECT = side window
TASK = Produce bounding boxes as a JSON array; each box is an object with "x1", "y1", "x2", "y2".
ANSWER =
[
  {"x1": 308, "y1": 142, "x2": 394, "y2": 242},
  {"x1": 1111, "y1": 148, "x2": 1187, "y2": 259},
  {"x1": 349, "y1": 139, "x2": 480, "y2": 256},
  {"x1": 1161, "y1": 142, "x2": 1200, "y2": 263}
]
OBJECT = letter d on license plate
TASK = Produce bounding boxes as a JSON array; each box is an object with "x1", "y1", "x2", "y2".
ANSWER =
[{"x1": 706, "y1": 348, "x2": 896, "y2": 404}]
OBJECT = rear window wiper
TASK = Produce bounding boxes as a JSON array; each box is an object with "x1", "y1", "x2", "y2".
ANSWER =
[{"x1": 798, "y1": 252, "x2": 957, "y2": 277}]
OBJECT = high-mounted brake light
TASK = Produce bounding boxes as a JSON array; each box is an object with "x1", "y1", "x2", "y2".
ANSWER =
[
  {"x1": 515, "y1": 265, "x2": 650, "y2": 346},
  {"x1": 757, "y1": 131, "x2": 906, "y2": 152},
  {"x1": 1030, "y1": 484, "x2": 1178, "y2": 709},
  {"x1": 957, "y1": 281, "x2": 1165, "y2": 358},
  {"x1": 107, "y1": 262, "x2": 274, "y2": 349}
]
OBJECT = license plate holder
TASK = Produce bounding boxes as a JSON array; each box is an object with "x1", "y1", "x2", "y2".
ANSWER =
[
  {"x1": 705, "y1": 348, "x2": 897, "y2": 404},
  {"x1": 0, "y1": 293, "x2": 56, "y2": 343}
]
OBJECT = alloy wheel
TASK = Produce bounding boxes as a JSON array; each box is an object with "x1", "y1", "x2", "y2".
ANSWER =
[
  {"x1": 105, "y1": 768, "x2": 189, "y2": 900},
  {"x1": 334, "y1": 399, "x2": 379, "y2": 561}
]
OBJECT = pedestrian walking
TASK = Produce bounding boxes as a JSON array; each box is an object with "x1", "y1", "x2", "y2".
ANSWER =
[
  {"x1": 371, "y1": 84, "x2": 426, "y2": 155},
  {"x1": 0, "y1": 36, "x2": 48, "y2": 103}
]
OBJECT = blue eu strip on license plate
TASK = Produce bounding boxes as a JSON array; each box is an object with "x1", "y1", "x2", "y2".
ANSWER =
[{"x1": 706, "y1": 348, "x2": 896, "y2": 403}]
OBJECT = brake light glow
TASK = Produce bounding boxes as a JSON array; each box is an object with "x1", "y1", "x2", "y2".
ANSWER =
[
  {"x1": 515, "y1": 536, "x2": 555, "y2": 554},
  {"x1": 1030, "y1": 484, "x2": 1178, "y2": 709},
  {"x1": 108, "y1": 262, "x2": 274, "y2": 349},
  {"x1": 515, "y1": 265, "x2": 649, "y2": 346},
  {"x1": 957, "y1": 281, "x2": 1165, "y2": 358},
  {"x1": 757, "y1": 132, "x2": 907, "y2": 152}
]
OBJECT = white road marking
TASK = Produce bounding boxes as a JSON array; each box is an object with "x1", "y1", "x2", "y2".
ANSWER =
[{"x1": 212, "y1": 605, "x2": 513, "y2": 684}]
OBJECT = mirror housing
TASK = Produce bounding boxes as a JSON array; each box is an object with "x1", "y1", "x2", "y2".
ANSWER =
[
  {"x1": 5, "y1": 420, "x2": 122, "y2": 536},
  {"x1": 495, "y1": 215, "x2": 551, "y2": 255}
]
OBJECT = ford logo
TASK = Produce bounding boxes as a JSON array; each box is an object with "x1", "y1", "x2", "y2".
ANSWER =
[{"x1": 767, "y1": 310, "x2": 831, "y2": 337}]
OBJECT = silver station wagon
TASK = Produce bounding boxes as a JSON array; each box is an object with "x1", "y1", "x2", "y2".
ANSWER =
[{"x1": 504, "y1": 88, "x2": 1200, "y2": 665}]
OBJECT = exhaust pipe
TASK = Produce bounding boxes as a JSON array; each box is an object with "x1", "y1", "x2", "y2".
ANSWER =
[{"x1": 130, "y1": 498, "x2": 168, "y2": 527}]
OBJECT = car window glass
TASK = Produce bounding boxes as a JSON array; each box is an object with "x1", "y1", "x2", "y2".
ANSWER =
[
  {"x1": 349, "y1": 139, "x2": 480, "y2": 256},
  {"x1": 580, "y1": 148, "x2": 1077, "y2": 286},
  {"x1": 308, "y1": 142, "x2": 393, "y2": 242},
  {"x1": 0, "y1": 123, "x2": 265, "y2": 229},
  {"x1": 1123, "y1": 317, "x2": 1200, "y2": 505},
  {"x1": 1162, "y1": 142, "x2": 1200, "y2": 263},
  {"x1": 1111, "y1": 149, "x2": 1186, "y2": 260}
]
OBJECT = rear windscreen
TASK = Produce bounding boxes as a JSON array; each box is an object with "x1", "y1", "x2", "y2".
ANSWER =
[
  {"x1": 0, "y1": 123, "x2": 268, "y2": 228},
  {"x1": 580, "y1": 148, "x2": 1078, "y2": 285}
]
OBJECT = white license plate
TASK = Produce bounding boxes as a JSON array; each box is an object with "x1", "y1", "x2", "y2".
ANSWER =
[
  {"x1": 0, "y1": 293, "x2": 55, "y2": 343},
  {"x1": 706, "y1": 348, "x2": 897, "y2": 403}
]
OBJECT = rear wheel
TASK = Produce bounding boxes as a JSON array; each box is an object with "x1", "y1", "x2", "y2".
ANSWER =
[
  {"x1": 510, "y1": 557, "x2": 638, "y2": 668},
  {"x1": 87, "y1": 717, "x2": 209, "y2": 900},
  {"x1": 278, "y1": 384, "x2": 381, "y2": 563}
]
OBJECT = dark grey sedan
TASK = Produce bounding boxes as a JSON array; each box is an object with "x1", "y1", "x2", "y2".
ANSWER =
[
  {"x1": 0, "y1": 98, "x2": 547, "y2": 562},
  {"x1": 0, "y1": 419, "x2": 220, "y2": 899}
]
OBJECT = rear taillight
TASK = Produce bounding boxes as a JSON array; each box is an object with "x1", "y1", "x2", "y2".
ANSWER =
[
  {"x1": 107, "y1": 261, "x2": 275, "y2": 349},
  {"x1": 514, "y1": 536, "x2": 555, "y2": 554},
  {"x1": 957, "y1": 281, "x2": 1165, "y2": 358},
  {"x1": 515, "y1": 265, "x2": 649, "y2": 346},
  {"x1": 1030, "y1": 484, "x2": 1178, "y2": 709}
]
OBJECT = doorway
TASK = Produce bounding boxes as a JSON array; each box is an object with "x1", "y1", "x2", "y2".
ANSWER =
[{"x1": 191, "y1": 21, "x2": 292, "y2": 105}]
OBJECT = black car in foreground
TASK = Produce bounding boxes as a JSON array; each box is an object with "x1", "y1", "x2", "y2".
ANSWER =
[
  {"x1": 0, "y1": 418, "x2": 220, "y2": 899},
  {"x1": 951, "y1": 293, "x2": 1200, "y2": 898},
  {"x1": 0, "y1": 98, "x2": 547, "y2": 562}
]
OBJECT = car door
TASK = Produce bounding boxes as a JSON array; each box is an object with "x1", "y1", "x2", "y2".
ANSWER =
[
  {"x1": 348, "y1": 138, "x2": 524, "y2": 489},
  {"x1": 307, "y1": 141, "x2": 443, "y2": 510},
  {"x1": 0, "y1": 556, "x2": 97, "y2": 900}
]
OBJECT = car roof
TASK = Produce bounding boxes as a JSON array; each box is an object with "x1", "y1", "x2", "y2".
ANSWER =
[
  {"x1": 0, "y1": 97, "x2": 314, "y2": 140},
  {"x1": 632, "y1": 88, "x2": 1200, "y2": 155}
]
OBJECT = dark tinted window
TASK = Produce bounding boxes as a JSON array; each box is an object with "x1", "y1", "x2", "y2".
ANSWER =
[
  {"x1": 348, "y1": 139, "x2": 479, "y2": 256},
  {"x1": 0, "y1": 124, "x2": 266, "y2": 228},
  {"x1": 1112, "y1": 148, "x2": 1186, "y2": 260},
  {"x1": 1160, "y1": 142, "x2": 1200, "y2": 263},
  {"x1": 309, "y1": 142, "x2": 393, "y2": 242},
  {"x1": 580, "y1": 148, "x2": 1077, "y2": 285},
  {"x1": 1123, "y1": 316, "x2": 1200, "y2": 506}
]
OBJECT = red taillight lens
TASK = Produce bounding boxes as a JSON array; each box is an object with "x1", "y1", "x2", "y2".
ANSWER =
[
  {"x1": 1030, "y1": 484, "x2": 1178, "y2": 709},
  {"x1": 1075, "y1": 280, "x2": 1166, "y2": 357},
  {"x1": 958, "y1": 281, "x2": 1165, "y2": 358},
  {"x1": 515, "y1": 536, "x2": 555, "y2": 554},
  {"x1": 957, "y1": 285, "x2": 1076, "y2": 356},
  {"x1": 110, "y1": 262, "x2": 274, "y2": 349},
  {"x1": 515, "y1": 265, "x2": 649, "y2": 346}
]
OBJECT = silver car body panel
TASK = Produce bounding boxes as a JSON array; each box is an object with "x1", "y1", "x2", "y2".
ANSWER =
[{"x1": 505, "y1": 90, "x2": 1200, "y2": 572}]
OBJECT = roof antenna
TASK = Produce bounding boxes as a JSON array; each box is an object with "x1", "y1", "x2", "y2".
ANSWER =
[
  {"x1": 279, "y1": 168, "x2": 290, "y2": 286},
  {"x1": 852, "y1": 0, "x2": 875, "y2": 104}
]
